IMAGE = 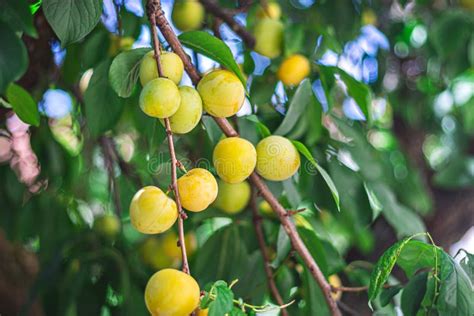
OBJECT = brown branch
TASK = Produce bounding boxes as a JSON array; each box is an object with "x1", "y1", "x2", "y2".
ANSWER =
[
  {"x1": 250, "y1": 190, "x2": 288, "y2": 316},
  {"x1": 99, "y1": 136, "x2": 122, "y2": 216},
  {"x1": 153, "y1": 4, "x2": 340, "y2": 315},
  {"x1": 198, "y1": 0, "x2": 255, "y2": 48},
  {"x1": 147, "y1": 0, "x2": 190, "y2": 275}
]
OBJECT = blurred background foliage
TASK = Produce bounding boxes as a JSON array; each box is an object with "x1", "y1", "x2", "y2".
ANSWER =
[{"x1": 0, "y1": 0, "x2": 473, "y2": 315}]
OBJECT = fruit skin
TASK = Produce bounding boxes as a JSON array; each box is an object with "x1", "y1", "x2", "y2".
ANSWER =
[
  {"x1": 130, "y1": 186, "x2": 178, "y2": 234},
  {"x1": 259, "y1": 200, "x2": 275, "y2": 217},
  {"x1": 177, "y1": 168, "x2": 218, "y2": 212},
  {"x1": 329, "y1": 274, "x2": 342, "y2": 301},
  {"x1": 256, "y1": 2, "x2": 281, "y2": 20},
  {"x1": 145, "y1": 269, "x2": 200, "y2": 316},
  {"x1": 161, "y1": 231, "x2": 198, "y2": 258},
  {"x1": 140, "y1": 237, "x2": 175, "y2": 269},
  {"x1": 361, "y1": 9, "x2": 377, "y2": 25},
  {"x1": 172, "y1": 0, "x2": 205, "y2": 31},
  {"x1": 139, "y1": 78, "x2": 181, "y2": 118},
  {"x1": 140, "y1": 51, "x2": 184, "y2": 86},
  {"x1": 197, "y1": 70, "x2": 245, "y2": 118},
  {"x1": 213, "y1": 137, "x2": 257, "y2": 184},
  {"x1": 166, "y1": 86, "x2": 203, "y2": 134},
  {"x1": 253, "y1": 18, "x2": 283, "y2": 58},
  {"x1": 93, "y1": 214, "x2": 120, "y2": 239},
  {"x1": 197, "y1": 309, "x2": 209, "y2": 316},
  {"x1": 277, "y1": 54, "x2": 311, "y2": 86},
  {"x1": 140, "y1": 232, "x2": 197, "y2": 270},
  {"x1": 256, "y1": 135, "x2": 301, "y2": 181},
  {"x1": 214, "y1": 180, "x2": 251, "y2": 214}
]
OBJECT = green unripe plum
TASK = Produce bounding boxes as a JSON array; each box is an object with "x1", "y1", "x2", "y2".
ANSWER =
[
  {"x1": 177, "y1": 168, "x2": 218, "y2": 212},
  {"x1": 197, "y1": 70, "x2": 245, "y2": 118},
  {"x1": 93, "y1": 214, "x2": 120, "y2": 239},
  {"x1": 259, "y1": 200, "x2": 275, "y2": 217},
  {"x1": 145, "y1": 269, "x2": 200, "y2": 316},
  {"x1": 139, "y1": 78, "x2": 181, "y2": 118},
  {"x1": 255, "y1": 2, "x2": 281, "y2": 20},
  {"x1": 214, "y1": 180, "x2": 251, "y2": 214},
  {"x1": 213, "y1": 137, "x2": 257, "y2": 184},
  {"x1": 140, "y1": 237, "x2": 175, "y2": 270},
  {"x1": 139, "y1": 51, "x2": 184, "y2": 86},
  {"x1": 166, "y1": 86, "x2": 203, "y2": 134},
  {"x1": 256, "y1": 135, "x2": 301, "y2": 181},
  {"x1": 130, "y1": 186, "x2": 178, "y2": 234},
  {"x1": 253, "y1": 18, "x2": 283, "y2": 59},
  {"x1": 172, "y1": 0, "x2": 205, "y2": 31}
]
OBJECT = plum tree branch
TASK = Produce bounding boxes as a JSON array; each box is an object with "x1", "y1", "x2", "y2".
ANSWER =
[
  {"x1": 199, "y1": 0, "x2": 255, "y2": 48},
  {"x1": 147, "y1": 0, "x2": 190, "y2": 275},
  {"x1": 250, "y1": 190, "x2": 288, "y2": 316},
  {"x1": 153, "y1": 5, "x2": 340, "y2": 315}
]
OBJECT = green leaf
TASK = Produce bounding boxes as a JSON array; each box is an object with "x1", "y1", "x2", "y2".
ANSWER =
[
  {"x1": 6, "y1": 83, "x2": 40, "y2": 126},
  {"x1": 401, "y1": 272, "x2": 428, "y2": 316},
  {"x1": 397, "y1": 240, "x2": 439, "y2": 277},
  {"x1": 434, "y1": 156, "x2": 474, "y2": 189},
  {"x1": 43, "y1": 0, "x2": 102, "y2": 45},
  {"x1": 208, "y1": 281, "x2": 234, "y2": 316},
  {"x1": 81, "y1": 28, "x2": 111, "y2": 69},
  {"x1": 437, "y1": 252, "x2": 474, "y2": 315},
  {"x1": 318, "y1": 65, "x2": 371, "y2": 120},
  {"x1": 30, "y1": 0, "x2": 42, "y2": 14},
  {"x1": 459, "y1": 250, "x2": 473, "y2": 281},
  {"x1": 0, "y1": 0, "x2": 37, "y2": 37},
  {"x1": 178, "y1": 31, "x2": 246, "y2": 87},
  {"x1": 368, "y1": 182, "x2": 426, "y2": 238},
  {"x1": 297, "y1": 227, "x2": 328, "y2": 275},
  {"x1": 229, "y1": 307, "x2": 247, "y2": 316},
  {"x1": 274, "y1": 79, "x2": 315, "y2": 136},
  {"x1": 291, "y1": 140, "x2": 340, "y2": 211},
  {"x1": 109, "y1": 48, "x2": 150, "y2": 98},
  {"x1": 250, "y1": 70, "x2": 277, "y2": 107},
  {"x1": 284, "y1": 24, "x2": 304, "y2": 56},
  {"x1": 201, "y1": 116, "x2": 223, "y2": 145},
  {"x1": 272, "y1": 224, "x2": 291, "y2": 268},
  {"x1": 0, "y1": 22, "x2": 28, "y2": 93},
  {"x1": 84, "y1": 60, "x2": 125, "y2": 137},
  {"x1": 430, "y1": 10, "x2": 472, "y2": 60},
  {"x1": 244, "y1": 115, "x2": 271, "y2": 138},
  {"x1": 368, "y1": 235, "x2": 422, "y2": 305},
  {"x1": 194, "y1": 225, "x2": 248, "y2": 286},
  {"x1": 301, "y1": 259, "x2": 330, "y2": 316},
  {"x1": 379, "y1": 285, "x2": 403, "y2": 307}
]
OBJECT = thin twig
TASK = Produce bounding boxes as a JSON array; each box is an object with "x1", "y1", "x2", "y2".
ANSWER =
[
  {"x1": 99, "y1": 136, "x2": 122, "y2": 216},
  {"x1": 285, "y1": 208, "x2": 306, "y2": 216},
  {"x1": 331, "y1": 283, "x2": 397, "y2": 293},
  {"x1": 147, "y1": 0, "x2": 190, "y2": 275},
  {"x1": 153, "y1": 5, "x2": 340, "y2": 315},
  {"x1": 250, "y1": 190, "x2": 288, "y2": 316},
  {"x1": 199, "y1": 0, "x2": 255, "y2": 48}
]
